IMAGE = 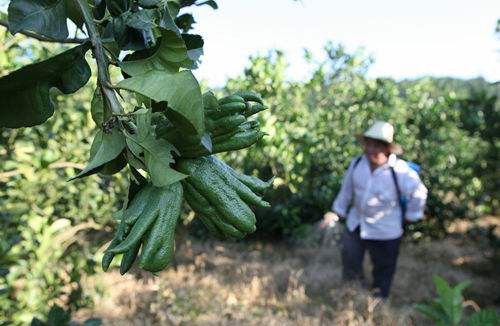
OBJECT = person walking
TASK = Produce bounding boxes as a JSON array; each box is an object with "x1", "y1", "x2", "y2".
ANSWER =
[{"x1": 321, "y1": 120, "x2": 428, "y2": 298}]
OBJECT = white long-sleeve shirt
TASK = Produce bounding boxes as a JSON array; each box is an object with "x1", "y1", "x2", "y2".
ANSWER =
[{"x1": 332, "y1": 154, "x2": 428, "y2": 240}]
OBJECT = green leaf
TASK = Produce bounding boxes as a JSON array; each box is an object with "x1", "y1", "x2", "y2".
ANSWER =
[
  {"x1": 124, "y1": 135, "x2": 186, "y2": 187},
  {"x1": 415, "y1": 303, "x2": 449, "y2": 324},
  {"x1": 178, "y1": 0, "x2": 195, "y2": 8},
  {"x1": 0, "y1": 44, "x2": 91, "y2": 128},
  {"x1": 123, "y1": 109, "x2": 186, "y2": 186},
  {"x1": 196, "y1": 0, "x2": 218, "y2": 9},
  {"x1": 105, "y1": 0, "x2": 129, "y2": 16},
  {"x1": 65, "y1": 0, "x2": 84, "y2": 28},
  {"x1": 431, "y1": 275, "x2": 468, "y2": 326},
  {"x1": 159, "y1": 4, "x2": 180, "y2": 35},
  {"x1": 135, "y1": 106, "x2": 153, "y2": 141},
  {"x1": 91, "y1": 87, "x2": 105, "y2": 126},
  {"x1": 92, "y1": 0, "x2": 106, "y2": 19},
  {"x1": 58, "y1": 57, "x2": 92, "y2": 94},
  {"x1": 99, "y1": 153, "x2": 127, "y2": 175},
  {"x1": 30, "y1": 318, "x2": 45, "y2": 326},
  {"x1": 70, "y1": 128, "x2": 126, "y2": 180},
  {"x1": 142, "y1": 137, "x2": 186, "y2": 186},
  {"x1": 120, "y1": 30, "x2": 193, "y2": 76},
  {"x1": 122, "y1": 9, "x2": 157, "y2": 30},
  {"x1": 465, "y1": 309, "x2": 500, "y2": 326},
  {"x1": 0, "y1": 82, "x2": 52, "y2": 128},
  {"x1": 8, "y1": 0, "x2": 69, "y2": 39},
  {"x1": 112, "y1": 15, "x2": 139, "y2": 50},
  {"x1": 83, "y1": 318, "x2": 103, "y2": 326},
  {"x1": 126, "y1": 137, "x2": 144, "y2": 158},
  {"x1": 46, "y1": 304, "x2": 70, "y2": 326},
  {"x1": 138, "y1": 0, "x2": 162, "y2": 8},
  {"x1": 175, "y1": 13, "x2": 195, "y2": 33},
  {"x1": 135, "y1": 93, "x2": 152, "y2": 107},
  {"x1": 182, "y1": 33, "x2": 204, "y2": 68},
  {"x1": 167, "y1": 1, "x2": 180, "y2": 17},
  {"x1": 117, "y1": 70, "x2": 204, "y2": 135},
  {"x1": 126, "y1": 149, "x2": 147, "y2": 171}
]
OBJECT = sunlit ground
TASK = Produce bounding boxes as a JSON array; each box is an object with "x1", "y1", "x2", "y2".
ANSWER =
[{"x1": 76, "y1": 216, "x2": 499, "y2": 326}]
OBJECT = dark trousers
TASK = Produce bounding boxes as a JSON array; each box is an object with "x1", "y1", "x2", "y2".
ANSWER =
[{"x1": 341, "y1": 226, "x2": 401, "y2": 298}]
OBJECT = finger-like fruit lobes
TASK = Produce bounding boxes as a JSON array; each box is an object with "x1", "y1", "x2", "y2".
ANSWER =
[
  {"x1": 139, "y1": 182, "x2": 183, "y2": 272},
  {"x1": 177, "y1": 156, "x2": 273, "y2": 238},
  {"x1": 207, "y1": 102, "x2": 246, "y2": 118},
  {"x1": 218, "y1": 95, "x2": 245, "y2": 106},
  {"x1": 183, "y1": 181, "x2": 245, "y2": 239},
  {"x1": 234, "y1": 91, "x2": 263, "y2": 104},
  {"x1": 103, "y1": 182, "x2": 183, "y2": 274},
  {"x1": 206, "y1": 114, "x2": 246, "y2": 136},
  {"x1": 176, "y1": 158, "x2": 256, "y2": 233}
]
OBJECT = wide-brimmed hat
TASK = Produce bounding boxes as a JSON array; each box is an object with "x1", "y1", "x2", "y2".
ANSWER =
[{"x1": 356, "y1": 120, "x2": 403, "y2": 154}]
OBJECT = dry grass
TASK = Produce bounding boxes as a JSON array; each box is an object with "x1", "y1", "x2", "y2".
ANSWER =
[{"x1": 76, "y1": 217, "x2": 499, "y2": 326}]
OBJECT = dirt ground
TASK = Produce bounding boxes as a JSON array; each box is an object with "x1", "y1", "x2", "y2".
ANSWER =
[{"x1": 76, "y1": 217, "x2": 499, "y2": 326}]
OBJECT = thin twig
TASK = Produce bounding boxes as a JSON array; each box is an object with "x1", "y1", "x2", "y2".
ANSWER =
[
  {"x1": 0, "y1": 162, "x2": 85, "y2": 181},
  {"x1": 75, "y1": 0, "x2": 124, "y2": 115},
  {"x1": 463, "y1": 300, "x2": 481, "y2": 312},
  {"x1": 0, "y1": 170, "x2": 22, "y2": 181},
  {"x1": 0, "y1": 19, "x2": 88, "y2": 44},
  {"x1": 48, "y1": 162, "x2": 86, "y2": 170}
]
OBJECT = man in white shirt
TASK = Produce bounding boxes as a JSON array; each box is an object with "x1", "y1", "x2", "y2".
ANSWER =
[{"x1": 321, "y1": 121, "x2": 428, "y2": 298}]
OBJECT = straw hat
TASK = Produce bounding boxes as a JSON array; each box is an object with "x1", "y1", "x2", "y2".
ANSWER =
[{"x1": 357, "y1": 120, "x2": 402, "y2": 154}]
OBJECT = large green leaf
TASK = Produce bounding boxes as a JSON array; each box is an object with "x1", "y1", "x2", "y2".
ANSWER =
[
  {"x1": 0, "y1": 82, "x2": 53, "y2": 128},
  {"x1": 120, "y1": 30, "x2": 194, "y2": 76},
  {"x1": 117, "y1": 70, "x2": 204, "y2": 135},
  {"x1": 0, "y1": 43, "x2": 91, "y2": 128},
  {"x1": 8, "y1": 0, "x2": 69, "y2": 39},
  {"x1": 70, "y1": 128, "x2": 126, "y2": 180}
]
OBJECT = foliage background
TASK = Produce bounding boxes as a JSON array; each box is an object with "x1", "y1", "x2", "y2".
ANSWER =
[
  {"x1": 221, "y1": 45, "x2": 499, "y2": 238},
  {"x1": 0, "y1": 30, "x2": 126, "y2": 324},
  {"x1": 0, "y1": 33, "x2": 499, "y2": 324}
]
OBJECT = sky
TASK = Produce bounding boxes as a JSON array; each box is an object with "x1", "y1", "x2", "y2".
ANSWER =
[{"x1": 189, "y1": 0, "x2": 500, "y2": 87}]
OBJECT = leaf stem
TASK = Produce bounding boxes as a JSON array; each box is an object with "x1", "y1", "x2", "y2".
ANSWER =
[{"x1": 75, "y1": 0, "x2": 124, "y2": 115}]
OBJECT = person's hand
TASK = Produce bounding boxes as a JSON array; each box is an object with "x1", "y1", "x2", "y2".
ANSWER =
[{"x1": 320, "y1": 211, "x2": 339, "y2": 229}]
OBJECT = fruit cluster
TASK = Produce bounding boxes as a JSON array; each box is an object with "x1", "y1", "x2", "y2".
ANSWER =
[{"x1": 103, "y1": 91, "x2": 272, "y2": 274}]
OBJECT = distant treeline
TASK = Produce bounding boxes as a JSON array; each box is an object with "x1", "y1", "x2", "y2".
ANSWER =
[{"x1": 218, "y1": 45, "x2": 499, "y2": 238}]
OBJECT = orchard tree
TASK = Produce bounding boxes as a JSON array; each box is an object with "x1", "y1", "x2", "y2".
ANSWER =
[{"x1": 0, "y1": 0, "x2": 272, "y2": 274}]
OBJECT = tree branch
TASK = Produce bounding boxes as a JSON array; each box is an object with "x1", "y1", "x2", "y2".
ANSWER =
[
  {"x1": 75, "y1": 0, "x2": 124, "y2": 115},
  {"x1": 0, "y1": 162, "x2": 85, "y2": 182},
  {"x1": 0, "y1": 170, "x2": 22, "y2": 181},
  {"x1": 48, "y1": 162, "x2": 86, "y2": 170},
  {"x1": 0, "y1": 19, "x2": 88, "y2": 44}
]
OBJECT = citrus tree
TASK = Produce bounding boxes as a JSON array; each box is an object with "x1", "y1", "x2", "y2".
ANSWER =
[
  {"x1": 0, "y1": 0, "x2": 272, "y2": 276},
  {"x1": 222, "y1": 46, "x2": 496, "y2": 238}
]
